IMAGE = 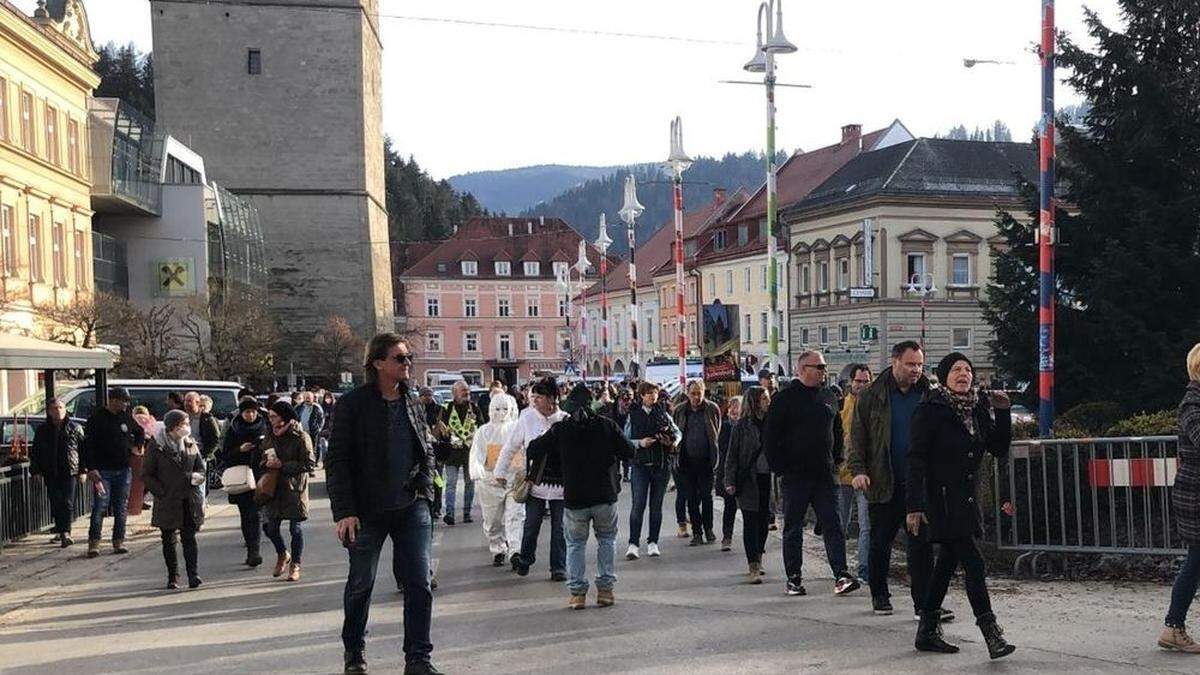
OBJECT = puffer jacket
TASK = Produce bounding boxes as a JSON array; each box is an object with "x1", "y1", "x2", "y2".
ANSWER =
[
  {"x1": 1174, "y1": 382, "x2": 1200, "y2": 543},
  {"x1": 254, "y1": 422, "x2": 317, "y2": 521}
]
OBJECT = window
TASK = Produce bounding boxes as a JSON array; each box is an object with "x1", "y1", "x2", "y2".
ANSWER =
[
  {"x1": 758, "y1": 221, "x2": 767, "y2": 242},
  {"x1": 801, "y1": 328, "x2": 810, "y2": 345},
  {"x1": 435, "y1": 262, "x2": 447, "y2": 273},
  {"x1": 461, "y1": 370, "x2": 483, "y2": 386},
  {"x1": 743, "y1": 266, "x2": 751, "y2": 292},
  {"x1": 461, "y1": 260, "x2": 477, "y2": 276},
  {"x1": 497, "y1": 297, "x2": 510, "y2": 317},
  {"x1": 737, "y1": 225, "x2": 748, "y2": 246},
  {"x1": 819, "y1": 326, "x2": 829, "y2": 345},
  {"x1": 425, "y1": 296, "x2": 439, "y2": 317},
  {"x1": 906, "y1": 253, "x2": 927, "y2": 282},
  {"x1": 424, "y1": 371, "x2": 447, "y2": 387},
  {"x1": 19, "y1": 91, "x2": 33, "y2": 153},
  {"x1": 464, "y1": 332, "x2": 479, "y2": 353},
  {"x1": 644, "y1": 315, "x2": 653, "y2": 344},
  {"x1": 526, "y1": 332, "x2": 542, "y2": 353},
  {"x1": 426, "y1": 332, "x2": 442, "y2": 352},
  {"x1": 165, "y1": 156, "x2": 201, "y2": 184},
  {"x1": 800, "y1": 263, "x2": 811, "y2": 294},
  {"x1": 526, "y1": 297, "x2": 539, "y2": 317},
  {"x1": 760, "y1": 264, "x2": 767, "y2": 290},
  {"x1": 951, "y1": 254, "x2": 971, "y2": 286},
  {"x1": 952, "y1": 328, "x2": 972, "y2": 349},
  {"x1": 523, "y1": 261, "x2": 540, "y2": 276},
  {"x1": 72, "y1": 229, "x2": 85, "y2": 288},
  {"x1": 51, "y1": 221, "x2": 65, "y2": 287},
  {"x1": 553, "y1": 261, "x2": 569, "y2": 278},
  {"x1": 684, "y1": 240, "x2": 697, "y2": 257},
  {"x1": 725, "y1": 270, "x2": 733, "y2": 294},
  {"x1": 67, "y1": 119, "x2": 80, "y2": 174},
  {"x1": 558, "y1": 297, "x2": 567, "y2": 317},
  {"x1": 0, "y1": 78, "x2": 7, "y2": 141},
  {"x1": 744, "y1": 313, "x2": 752, "y2": 342},
  {"x1": 707, "y1": 274, "x2": 715, "y2": 296},
  {"x1": 760, "y1": 312, "x2": 768, "y2": 342},
  {"x1": 714, "y1": 230, "x2": 727, "y2": 251},
  {"x1": 498, "y1": 333, "x2": 513, "y2": 360},
  {"x1": 247, "y1": 48, "x2": 262, "y2": 75},
  {"x1": 1, "y1": 205, "x2": 14, "y2": 277},
  {"x1": 494, "y1": 260, "x2": 511, "y2": 276},
  {"x1": 837, "y1": 258, "x2": 850, "y2": 290},
  {"x1": 463, "y1": 297, "x2": 477, "y2": 317},
  {"x1": 27, "y1": 213, "x2": 41, "y2": 282},
  {"x1": 44, "y1": 104, "x2": 58, "y2": 165},
  {"x1": 839, "y1": 324, "x2": 849, "y2": 344},
  {"x1": 816, "y1": 261, "x2": 829, "y2": 292},
  {"x1": 560, "y1": 332, "x2": 571, "y2": 354}
]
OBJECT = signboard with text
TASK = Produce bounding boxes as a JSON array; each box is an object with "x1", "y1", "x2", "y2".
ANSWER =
[{"x1": 702, "y1": 301, "x2": 740, "y2": 382}]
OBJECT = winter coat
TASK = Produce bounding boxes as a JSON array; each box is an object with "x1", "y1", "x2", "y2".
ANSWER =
[
  {"x1": 81, "y1": 406, "x2": 145, "y2": 472},
  {"x1": 30, "y1": 419, "x2": 83, "y2": 479},
  {"x1": 191, "y1": 412, "x2": 221, "y2": 459},
  {"x1": 468, "y1": 394, "x2": 519, "y2": 482},
  {"x1": 671, "y1": 399, "x2": 722, "y2": 473},
  {"x1": 527, "y1": 408, "x2": 634, "y2": 509},
  {"x1": 763, "y1": 381, "x2": 843, "y2": 479},
  {"x1": 255, "y1": 422, "x2": 317, "y2": 521},
  {"x1": 296, "y1": 403, "x2": 325, "y2": 441},
  {"x1": 714, "y1": 416, "x2": 733, "y2": 495},
  {"x1": 624, "y1": 404, "x2": 682, "y2": 470},
  {"x1": 724, "y1": 416, "x2": 770, "y2": 512},
  {"x1": 847, "y1": 370, "x2": 931, "y2": 504},
  {"x1": 906, "y1": 388, "x2": 1011, "y2": 542},
  {"x1": 326, "y1": 384, "x2": 438, "y2": 523},
  {"x1": 142, "y1": 430, "x2": 206, "y2": 531},
  {"x1": 220, "y1": 415, "x2": 269, "y2": 505},
  {"x1": 1173, "y1": 381, "x2": 1200, "y2": 543}
]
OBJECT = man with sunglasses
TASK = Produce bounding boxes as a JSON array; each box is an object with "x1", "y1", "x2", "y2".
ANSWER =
[{"x1": 763, "y1": 350, "x2": 860, "y2": 598}]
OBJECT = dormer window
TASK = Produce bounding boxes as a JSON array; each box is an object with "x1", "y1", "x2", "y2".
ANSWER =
[
  {"x1": 552, "y1": 261, "x2": 569, "y2": 278},
  {"x1": 495, "y1": 260, "x2": 511, "y2": 276},
  {"x1": 461, "y1": 260, "x2": 477, "y2": 276},
  {"x1": 524, "y1": 261, "x2": 540, "y2": 276},
  {"x1": 435, "y1": 262, "x2": 448, "y2": 273}
]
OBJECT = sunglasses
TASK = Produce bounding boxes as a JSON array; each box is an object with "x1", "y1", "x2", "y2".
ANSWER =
[
  {"x1": 803, "y1": 363, "x2": 828, "y2": 371},
  {"x1": 390, "y1": 354, "x2": 415, "y2": 364}
]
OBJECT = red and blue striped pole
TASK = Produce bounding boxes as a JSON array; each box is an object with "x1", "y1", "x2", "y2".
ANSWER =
[{"x1": 1038, "y1": 0, "x2": 1056, "y2": 437}]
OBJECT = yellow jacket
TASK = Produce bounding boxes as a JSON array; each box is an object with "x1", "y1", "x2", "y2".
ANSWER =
[{"x1": 837, "y1": 392, "x2": 857, "y2": 485}]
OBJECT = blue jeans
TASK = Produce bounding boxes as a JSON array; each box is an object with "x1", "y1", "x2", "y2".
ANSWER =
[
  {"x1": 342, "y1": 502, "x2": 433, "y2": 665},
  {"x1": 780, "y1": 473, "x2": 847, "y2": 581},
  {"x1": 264, "y1": 518, "x2": 304, "y2": 564},
  {"x1": 628, "y1": 464, "x2": 670, "y2": 545},
  {"x1": 1166, "y1": 544, "x2": 1200, "y2": 627},
  {"x1": 89, "y1": 468, "x2": 131, "y2": 543},
  {"x1": 520, "y1": 497, "x2": 565, "y2": 573},
  {"x1": 837, "y1": 484, "x2": 871, "y2": 581},
  {"x1": 564, "y1": 502, "x2": 618, "y2": 595},
  {"x1": 443, "y1": 464, "x2": 474, "y2": 517}
]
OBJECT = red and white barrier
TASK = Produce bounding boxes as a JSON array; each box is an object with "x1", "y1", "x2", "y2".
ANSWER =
[{"x1": 1088, "y1": 458, "x2": 1177, "y2": 488}]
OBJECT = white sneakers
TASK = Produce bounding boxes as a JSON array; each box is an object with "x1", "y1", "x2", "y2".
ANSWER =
[
  {"x1": 647, "y1": 542, "x2": 661, "y2": 557},
  {"x1": 626, "y1": 544, "x2": 640, "y2": 561}
]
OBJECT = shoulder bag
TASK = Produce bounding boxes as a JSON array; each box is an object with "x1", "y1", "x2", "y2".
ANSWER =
[
  {"x1": 511, "y1": 454, "x2": 547, "y2": 504},
  {"x1": 221, "y1": 464, "x2": 256, "y2": 495}
]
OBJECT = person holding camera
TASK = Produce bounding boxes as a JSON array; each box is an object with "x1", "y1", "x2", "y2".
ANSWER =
[
  {"x1": 221, "y1": 397, "x2": 269, "y2": 568},
  {"x1": 623, "y1": 381, "x2": 682, "y2": 560},
  {"x1": 142, "y1": 410, "x2": 206, "y2": 590}
]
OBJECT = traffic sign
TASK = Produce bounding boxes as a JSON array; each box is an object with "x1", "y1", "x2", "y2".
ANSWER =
[
  {"x1": 859, "y1": 325, "x2": 879, "y2": 342},
  {"x1": 849, "y1": 287, "x2": 876, "y2": 299}
]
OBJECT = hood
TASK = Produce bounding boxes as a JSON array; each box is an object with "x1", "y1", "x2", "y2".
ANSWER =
[{"x1": 488, "y1": 393, "x2": 518, "y2": 424}]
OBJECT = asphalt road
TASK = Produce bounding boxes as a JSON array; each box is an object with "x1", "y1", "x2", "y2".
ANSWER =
[{"x1": 0, "y1": 473, "x2": 1193, "y2": 674}]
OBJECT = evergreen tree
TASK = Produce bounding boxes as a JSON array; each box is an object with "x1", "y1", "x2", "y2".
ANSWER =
[
  {"x1": 982, "y1": 1, "x2": 1200, "y2": 414},
  {"x1": 94, "y1": 43, "x2": 155, "y2": 119},
  {"x1": 384, "y1": 137, "x2": 486, "y2": 242}
]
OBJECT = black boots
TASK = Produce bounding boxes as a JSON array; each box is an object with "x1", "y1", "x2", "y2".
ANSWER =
[
  {"x1": 915, "y1": 610, "x2": 960, "y2": 654},
  {"x1": 978, "y1": 617, "x2": 1016, "y2": 659},
  {"x1": 344, "y1": 649, "x2": 367, "y2": 674}
]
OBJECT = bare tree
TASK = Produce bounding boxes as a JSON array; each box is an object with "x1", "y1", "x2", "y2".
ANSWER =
[
  {"x1": 312, "y1": 315, "x2": 364, "y2": 382},
  {"x1": 179, "y1": 295, "x2": 278, "y2": 381},
  {"x1": 116, "y1": 303, "x2": 183, "y2": 378},
  {"x1": 35, "y1": 292, "x2": 130, "y2": 348}
]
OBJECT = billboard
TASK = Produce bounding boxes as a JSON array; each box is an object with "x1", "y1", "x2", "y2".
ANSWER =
[{"x1": 702, "y1": 301, "x2": 739, "y2": 382}]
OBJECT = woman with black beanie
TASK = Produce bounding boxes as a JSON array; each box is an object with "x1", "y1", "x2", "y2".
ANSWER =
[
  {"x1": 220, "y1": 397, "x2": 269, "y2": 567},
  {"x1": 907, "y1": 352, "x2": 1014, "y2": 659}
]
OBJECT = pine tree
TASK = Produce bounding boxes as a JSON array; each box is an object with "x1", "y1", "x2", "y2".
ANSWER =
[
  {"x1": 982, "y1": 0, "x2": 1200, "y2": 414},
  {"x1": 384, "y1": 137, "x2": 486, "y2": 242},
  {"x1": 94, "y1": 43, "x2": 155, "y2": 119}
]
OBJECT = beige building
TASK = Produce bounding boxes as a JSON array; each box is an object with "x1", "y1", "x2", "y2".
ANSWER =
[
  {"x1": 149, "y1": 0, "x2": 392, "y2": 370},
  {"x1": 0, "y1": 0, "x2": 99, "y2": 409},
  {"x1": 783, "y1": 138, "x2": 1036, "y2": 381}
]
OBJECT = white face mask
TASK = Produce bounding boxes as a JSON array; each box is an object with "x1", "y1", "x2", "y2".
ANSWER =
[{"x1": 169, "y1": 426, "x2": 191, "y2": 441}]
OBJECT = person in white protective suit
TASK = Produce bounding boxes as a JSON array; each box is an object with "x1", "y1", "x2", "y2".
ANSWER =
[{"x1": 469, "y1": 392, "x2": 526, "y2": 567}]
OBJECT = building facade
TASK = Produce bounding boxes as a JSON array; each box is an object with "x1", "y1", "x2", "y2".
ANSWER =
[
  {"x1": 0, "y1": 0, "x2": 99, "y2": 410},
  {"x1": 150, "y1": 0, "x2": 393, "y2": 367},
  {"x1": 400, "y1": 217, "x2": 606, "y2": 388},
  {"x1": 784, "y1": 138, "x2": 1037, "y2": 381}
]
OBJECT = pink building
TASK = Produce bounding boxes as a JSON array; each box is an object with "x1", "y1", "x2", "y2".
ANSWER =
[{"x1": 400, "y1": 217, "x2": 605, "y2": 388}]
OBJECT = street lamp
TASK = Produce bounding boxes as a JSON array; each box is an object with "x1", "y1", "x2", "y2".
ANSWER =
[
  {"x1": 555, "y1": 265, "x2": 572, "y2": 379},
  {"x1": 595, "y1": 213, "x2": 613, "y2": 387},
  {"x1": 575, "y1": 239, "x2": 591, "y2": 381},
  {"x1": 665, "y1": 116, "x2": 692, "y2": 390},
  {"x1": 906, "y1": 272, "x2": 937, "y2": 348},
  {"x1": 619, "y1": 174, "x2": 645, "y2": 379},
  {"x1": 744, "y1": 0, "x2": 796, "y2": 380}
]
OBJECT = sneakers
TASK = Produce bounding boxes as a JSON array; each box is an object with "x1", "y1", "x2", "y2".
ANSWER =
[
  {"x1": 188, "y1": 575, "x2": 203, "y2": 589},
  {"x1": 647, "y1": 542, "x2": 661, "y2": 557},
  {"x1": 49, "y1": 533, "x2": 62, "y2": 544},
  {"x1": 166, "y1": 578, "x2": 179, "y2": 590},
  {"x1": 1158, "y1": 625, "x2": 1200, "y2": 653},
  {"x1": 596, "y1": 589, "x2": 615, "y2": 607},
  {"x1": 626, "y1": 544, "x2": 640, "y2": 561},
  {"x1": 786, "y1": 579, "x2": 807, "y2": 596},
  {"x1": 344, "y1": 649, "x2": 368, "y2": 674},
  {"x1": 442, "y1": 514, "x2": 455, "y2": 526},
  {"x1": 748, "y1": 562, "x2": 763, "y2": 585},
  {"x1": 720, "y1": 538, "x2": 732, "y2": 552},
  {"x1": 676, "y1": 524, "x2": 689, "y2": 538},
  {"x1": 704, "y1": 530, "x2": 717, "y2": 544},
  {"x1": 112, "y1": 539, "x2": 128, "y2": 554},
  {"x1": 833, "y1": 575, "x2": 861, "y2": 596},
  {"x1": 286, "y1": 563, "x2": 301, "y2": 582},
  {"x1": 87, "y1": 539, "x2": 100, "y2": 558},
  {"x1": 872, "y1": 595, "x2": 894, "y2": 615},
  {"x1": 60, "y1": 534, "x2": 74, "y2": 548},
  {"x1": 273, "y1": 551, "x2": 292, "y2": 577},
  {"x1": 568, "y1": 594, "x2": 586, "y2": 610}
]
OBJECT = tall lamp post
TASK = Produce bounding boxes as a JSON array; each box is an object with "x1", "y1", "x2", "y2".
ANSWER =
[
  {"x1": 575, "y1": 240, "x2": 591, "y2": 381},
  {"x1": 666, "y1": 116, "x2": 693, "y2": 390},
  {"x1": 743, "y1": 0, "x2": 797, "y2": 376},
  {"x1": 556, "y1": 265, "x2": 572, "y2": 379},
  {"x1": 1038, "y1": 0, "x2": 1057, "y2": 437},
  {"x1": 595, "y1": 213, "x2": 613, "y2": 387},
  {"x1": 906, "y1": 272, "x2": 937, "y2": 349},
  {"x1": 619, "y1": 174, "x2": 645, "y2": 379}
]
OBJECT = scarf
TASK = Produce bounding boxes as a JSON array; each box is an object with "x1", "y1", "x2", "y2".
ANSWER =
[{"x1": 941, "y1": 387, "x2": 979, "y2": 436}]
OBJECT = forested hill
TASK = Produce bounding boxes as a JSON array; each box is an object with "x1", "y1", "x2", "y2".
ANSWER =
[{"x1": 447, "y1": 165, "x2": 621, "y2": 215}]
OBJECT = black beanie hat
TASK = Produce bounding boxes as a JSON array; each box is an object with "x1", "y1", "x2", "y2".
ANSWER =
[
  {"x1": 563, "y1": 382, "x2": 593, "y2": 414},
  {"x1": 936, "y1": 352, "x2": 974, "y2": 387},
  {"x1": 270, "y1": 400, "x2": 297, "y2": 423},
  {"x1": 238, "y1": 397, "x2": 261, "y2": 413}
]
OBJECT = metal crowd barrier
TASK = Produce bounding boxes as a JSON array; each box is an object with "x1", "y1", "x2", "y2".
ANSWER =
[{"x1": 0, "y1": 463, "x2": 93, "y2": 546}]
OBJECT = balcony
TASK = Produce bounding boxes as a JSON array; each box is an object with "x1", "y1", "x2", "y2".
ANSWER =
[{"x1": 88, "y1": 98, "x2": 163, "y2": 216}]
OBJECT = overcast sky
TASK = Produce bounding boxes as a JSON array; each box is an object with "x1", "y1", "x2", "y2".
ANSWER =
[{"x1": 48, "y1": 0, "x2": 1123, "y2": 179}]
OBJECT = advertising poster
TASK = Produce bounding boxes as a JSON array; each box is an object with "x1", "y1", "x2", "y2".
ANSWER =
[{"x1": 702, "y1": 301, "x2": 739, "y2": 382}]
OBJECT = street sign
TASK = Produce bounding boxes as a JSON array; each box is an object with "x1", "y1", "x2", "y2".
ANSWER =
[
  {"x1": 859, "y1": 325, "x2": 879, "y2": 342},
  {"x1": 849, "y1": 287, "x2": 876, "y2": 299}
]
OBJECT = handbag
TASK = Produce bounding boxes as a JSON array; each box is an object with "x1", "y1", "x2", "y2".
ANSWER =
[
  {"x1": 511, "y1": 454, "x2": 547, "y2": 505},
  {"x1": 221, "y1": 464, "x2": 256, "y2": 495},
  {"x1": 254, "y1": 469, "x2": 279, "y2": 505}
]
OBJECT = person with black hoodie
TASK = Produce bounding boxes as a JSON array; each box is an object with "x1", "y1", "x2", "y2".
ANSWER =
[
  {"x1": 763, "y1": 350, "x2": 860, "y2": 598},
  {"x1": 528, "y1": 384, "x2": 634, "y2": 609},
  {"x1": 221, "y1": 397, "x2": 269, "y2": 567}
]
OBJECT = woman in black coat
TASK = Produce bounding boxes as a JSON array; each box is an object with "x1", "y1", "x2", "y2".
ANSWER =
[
  {"x1": 723, "y1": 387, "x2": 772, "y2": 583},
  {"x1": 906, "y1": 352, "x2": 1013, "y2": 659},
  {"x1": 221, "y1": 398, "x2": 269, "y2": 567},
  {"x1": 143, "y1": 410, "x2": 207, "y2": 589},
  {"x1": 713, "y1": 396, "x2": 742, "y2": 551},
  {"x1": 1159, "y1": 344, "x2": 1200, "y2": 653}
]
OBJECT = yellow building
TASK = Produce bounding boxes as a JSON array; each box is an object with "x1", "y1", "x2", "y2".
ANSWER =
[{"x1": 0, "y1": 0, "x2": 99, "y2": 409}]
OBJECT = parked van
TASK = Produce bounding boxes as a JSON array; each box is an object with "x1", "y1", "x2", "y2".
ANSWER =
[{"x1": 11, "y1": 379, "x2": 244, "y2": 420}]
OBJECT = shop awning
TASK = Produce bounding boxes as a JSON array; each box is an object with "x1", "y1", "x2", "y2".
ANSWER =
[{"x1": 0, "y1": 333, "x2": 114, "y2": 371}]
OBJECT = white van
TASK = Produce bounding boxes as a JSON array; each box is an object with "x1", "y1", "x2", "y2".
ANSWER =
[{"x1": 12, "y1": 379, "x2": 245, "y2": 420}]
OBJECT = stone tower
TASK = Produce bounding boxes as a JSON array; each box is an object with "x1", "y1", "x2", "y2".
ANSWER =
[{"x1": 150, "y1": 0, "x2": 392, "y2": 374}]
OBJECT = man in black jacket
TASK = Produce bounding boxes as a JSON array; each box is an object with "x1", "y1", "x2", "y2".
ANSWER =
[
  {"x1": 529, "y1": 383, "x2": 634, "y2": 609},
  {"x1": 763, "y1": 350, "x2": 860, "y2": 598},
  {"x1": 30, "y1": 398, "x2": 84, "y2": 547},
  {"x1": 327, "y1": 333, "x2": 441, "y2": 675},
  {"x1": 81, "y1": 386, "x2": 144, "y2": 557}
]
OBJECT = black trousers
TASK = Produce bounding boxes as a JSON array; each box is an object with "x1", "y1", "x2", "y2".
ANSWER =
[
  {"x1": 867, "y1": 482, "x2": 933, "y2": 611},
  {"x1": 672, "y1": 466, "x2": 689, "y2": 526},
  {"x1": 921, "y1": 536, "x2": 994, "y2": 621},
  {"x1": 741, "y1": 473, "x2": 773, "y2": 564},
  {"x1": 45, "y1": 474, "x2": 75, "y2": 535},
  {"x1": 679, "y1": 462, "x2": 713, "y2": 535},
  {"x1": 161, "y1": 500, "x2": 198, "y2": 580},
  {"x1": 235, "y1": 498, "x2": 261, "y2": 555},
  {"x1": 720, "y1": 494, "x2": 737, "y2": 541}
]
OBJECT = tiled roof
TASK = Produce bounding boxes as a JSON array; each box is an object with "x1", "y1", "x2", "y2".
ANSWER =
[
  {"x1": 399, "y1": 217, "x2": 611, "y2": 280},
  {"x1": 647, "y1": 190, "x2": 750, "y2": 278}
]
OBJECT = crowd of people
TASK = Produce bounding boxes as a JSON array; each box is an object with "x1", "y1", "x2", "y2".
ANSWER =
[{"x1": 22, "y1": 332, "x2": 1200, "y2": 673}]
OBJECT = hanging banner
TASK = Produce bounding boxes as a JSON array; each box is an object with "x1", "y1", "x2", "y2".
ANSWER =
[{"x1": 702, "y1": 301, "x2": 740, "y2": 382}]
